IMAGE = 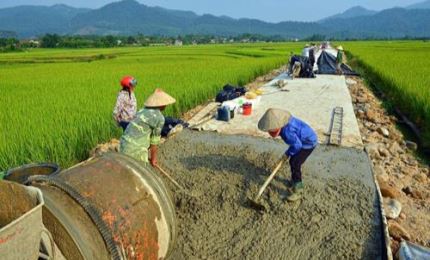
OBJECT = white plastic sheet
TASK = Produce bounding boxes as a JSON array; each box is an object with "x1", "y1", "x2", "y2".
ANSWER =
[{"x1": 398, "y1": 241, "x2": 430, "y2": 260}]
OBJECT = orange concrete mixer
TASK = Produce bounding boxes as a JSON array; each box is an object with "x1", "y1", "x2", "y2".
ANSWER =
[{"x1": 25, "y1": 152, "x2": 176, "y2": 260}]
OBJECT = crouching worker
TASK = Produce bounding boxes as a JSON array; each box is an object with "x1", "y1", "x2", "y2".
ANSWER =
[
  {"x1": 258, "y1": 108, "x2": 318, "y2": 202},
  {"x1": 120, "y1": 89, "x2": 176, "y2": 167},
  {"x1": 288, "y1": 54, "x2": 301, "y2": 79}
]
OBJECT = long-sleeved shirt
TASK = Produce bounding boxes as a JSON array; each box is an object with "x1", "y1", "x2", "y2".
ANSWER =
[
  {"x1": 280, "y1": 117, "x2": 318, "y2": 157},
  {"x1": 120, "y1": 108, "x2": 165, "y2": 163},
  {"x1": 336, "y1": 51, "x2": 343, "y2": 64},
  {"x1": 113, "y1": 90, "x2": 137, "y2": 123},
  {"x1": 301, "y1": 47, "x2": 310, "y2": 58}
]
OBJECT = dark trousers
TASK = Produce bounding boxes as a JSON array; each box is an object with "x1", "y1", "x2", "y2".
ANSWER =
[
  {"x1": 309, "y1": 59, "x2": 315, "y2": 69},
  {"x1": 119, "y1": 121, "x2": 130, "y2": 131},
  {"x1": 290, "y1": 148, "x2": 314, "y2": 183}
]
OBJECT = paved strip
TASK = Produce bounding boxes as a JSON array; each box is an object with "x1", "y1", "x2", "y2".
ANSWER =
[{"x1": 195, "y1": 74, "x2": 363, "y2": 149}]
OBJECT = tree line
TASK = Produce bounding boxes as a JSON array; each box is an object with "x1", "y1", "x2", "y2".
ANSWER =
[
  {"x1": 1, "y1": 33, "x2": 428, "y2": 52},
  {"x1": 0, "y1": 33, "x2": 292, "y2": 52}
]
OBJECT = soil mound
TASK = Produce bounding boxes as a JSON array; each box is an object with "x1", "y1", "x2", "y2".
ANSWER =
[{"x1": 159, "y1": 131, "x2": 383, "y2": 259}]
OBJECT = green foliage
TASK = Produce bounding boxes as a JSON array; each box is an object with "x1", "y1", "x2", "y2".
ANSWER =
[
  {"x1": 41, "y1": 34, "x2": 61, "y2": 48},
  {"x1": 0, "y1": 37, "x2": 20, "y2": 52},
  {"x1": 303, "y1": 34, "x2": 326, "y2": 42},
  {"x1": 345, "y1": 41, "x2": 430, "y2": 147},
  {"x1": 0, "y1": 38, "x2": 18, "y2": 47},
  {"x1": 34, "y1": 34, "x2": 290, "y2": 49},
  {"x1": 0, "y1": 43, "x2": 301, "y2": 170}
]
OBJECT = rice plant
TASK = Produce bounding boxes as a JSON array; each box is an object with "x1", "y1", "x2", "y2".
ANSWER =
[
  {"x1": 0, "y1": 43, "x2": 301, "y2": 170},
  {"x1": 345, "y1": 41, "x2": 430, "y2": 147}
]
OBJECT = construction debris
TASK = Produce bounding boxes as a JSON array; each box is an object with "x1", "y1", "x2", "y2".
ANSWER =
[
  {"x1": 348, "y1": 76, "x2": 430, "y2": 250},
  {"x1": 384, "y1": 198, "x2": 402, "y2": 219},
  {"x1": 89, "y1": 139, "x2": 120, "y2": 157}
]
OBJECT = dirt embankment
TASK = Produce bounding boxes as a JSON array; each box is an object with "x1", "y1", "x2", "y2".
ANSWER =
[
  {"x1": 159, "y1": 131, "x2": 383, "y2": 259},
  {"x1": 347, "y1": 76, "x2": 430, "y2": 253}
]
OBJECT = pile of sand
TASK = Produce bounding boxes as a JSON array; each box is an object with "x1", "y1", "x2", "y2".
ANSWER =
[{"x1": 159, "y1": 131, "x2": 383, "y2": 259}]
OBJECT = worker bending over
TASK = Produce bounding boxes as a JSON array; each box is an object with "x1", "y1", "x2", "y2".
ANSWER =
[
  {"x1": 120, "y1": 89, "x2": 176, "y2": 166},
  {"x1": 258, "y1": 108, "x2": 318, "y2": 202}
]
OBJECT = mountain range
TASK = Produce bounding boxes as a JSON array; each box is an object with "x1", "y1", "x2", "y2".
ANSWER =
[
  {"x1": 406, "y1": 0, "x2": 430, "y2": 9},
  {"x1": 319, "y1": 6, "x2": 377, "y2": 22},
  {"x1": 1, "y1": 0, "x2": 430, "y2": 39}
]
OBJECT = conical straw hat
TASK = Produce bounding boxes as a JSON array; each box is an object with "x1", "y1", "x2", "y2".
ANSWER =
[
  {"x1": 258, "y1": 108, "x2": 292, "y2": 131},
  {"x1": 144, "y1": 88, "x2": 176, "y2": 107},
  {"x1": 337, "y1": 46, "x2": 344, "y2": 51}
]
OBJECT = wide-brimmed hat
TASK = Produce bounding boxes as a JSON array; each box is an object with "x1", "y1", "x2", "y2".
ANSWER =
[
  {"x1": 337, "y1": 46, "x2": 344, "y2": 51},
  {"x1": 258, "y1": 108, "x2": 292, "y2": 131},
  {"x1": 144, "y1": 88, "x2": 176, "y2": 107}
]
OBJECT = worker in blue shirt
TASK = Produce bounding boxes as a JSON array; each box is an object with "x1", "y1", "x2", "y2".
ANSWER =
[{"x1": 258, "y1": 108, "x2": 318, "y2": 202}]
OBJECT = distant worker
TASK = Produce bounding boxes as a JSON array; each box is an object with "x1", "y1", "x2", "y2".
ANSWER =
[
  {"x1": 301, "y1": 44, "x2": 310, "y2": 58},
  {"x1": 308, "y1": 43, "x2": 316, "y2": 70},
  {"x1": 336, "y1": 46, "x2": 344, "y2": 75},
  {"x1": 321, "y1": 42, "x2": 326, "y2": 49},
  {"x1": 288, "y1": 53, "x2": 302, "y2": 79},
  {"x1": 120, "y1": 89, "x2": 176, "y2": 167},
  {"x1": 258, "y1": 108, "x2": 318, "y2": 202},
  {"x1": 113, "y1": 76, "x2": 138, "y2": 131},
  {"x1": 291, "y1": 61, "x2": 301, "y2": 79}
]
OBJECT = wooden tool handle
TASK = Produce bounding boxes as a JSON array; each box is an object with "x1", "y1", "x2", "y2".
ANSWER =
[
  {"x1": 255, "y1": 159, "x2": 284, "y2": 199},
  {"x1": 155, "y1": 165, "x2": 184, "y2": 190}
]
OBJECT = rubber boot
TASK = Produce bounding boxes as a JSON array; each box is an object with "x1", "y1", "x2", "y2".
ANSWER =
[
  {"x1": 285, "y1": 179, "x2": 293, "y2": 188},
  {"x1": 286, "y1": 182, "x2": 304, "y2": 202}
]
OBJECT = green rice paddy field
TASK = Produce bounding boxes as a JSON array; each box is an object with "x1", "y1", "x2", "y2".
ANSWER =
[
  {"x1": 0, "y1": 41, "x2": 428, "y2": 171},
  {"x1": 345, "y1": 41, "x2": 430, "y2": 147},
  {"x1": 0, "y1": 43, "x2": 300, "y2": 170}
]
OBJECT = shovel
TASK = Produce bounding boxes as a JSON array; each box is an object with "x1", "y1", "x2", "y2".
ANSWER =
[
  {"x1": 262, "y1": 89, "x2": 290, "y2": 96},
  {"x1": 155, "y1": 165, "x2": 185, "y2": 190},
  {"x1": 248, "y1": 158, "x2": 285, "y2": 211}
]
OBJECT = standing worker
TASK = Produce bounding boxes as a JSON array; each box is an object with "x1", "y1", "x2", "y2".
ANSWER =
[
  {"x1": 120, "y1": 89, "x2": 176, "y2": 166},
  {"x1": 301, "y1": 44, "x2": 310, "y2": 58},
  {"x1": 336, "y1": 46, "x2": 344, "y2": 75},
  {"x1": 308, "y1": 43, "x2": 316, "y2": 70},
  {"x1": 258, "y1": 108, "x2": 318, "y2": 202},
  {"x1": 113, "y1": 76, "x2": 138, "y2": 131}
]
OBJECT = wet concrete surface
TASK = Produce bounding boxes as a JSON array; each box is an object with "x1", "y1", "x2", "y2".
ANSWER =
[{"x1": 159, "y1": 130, "x2": 383, "y2": 259}]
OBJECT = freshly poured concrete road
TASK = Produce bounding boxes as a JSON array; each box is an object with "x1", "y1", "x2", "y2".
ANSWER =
[
  {"x1": 196, "y1": 48, "x2": 362, "y2": 148},
  {"x1": 184, "y1": 47, "x2": 387, "y2": 259},
  {"x1": 196, "y1": 49, "x2": 363, "y2": 148}
]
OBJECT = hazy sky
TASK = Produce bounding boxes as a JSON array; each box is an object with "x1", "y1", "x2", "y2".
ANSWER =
[{"x1": 0, "y1": 0, "x2": 422, "y2": 22}]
